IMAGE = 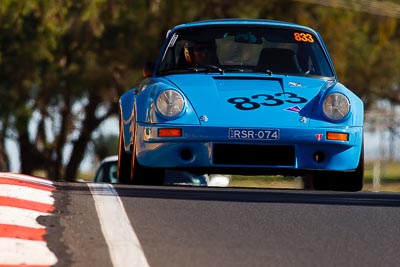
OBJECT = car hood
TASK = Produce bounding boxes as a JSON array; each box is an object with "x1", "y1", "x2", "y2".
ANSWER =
[{"x1": 165, "y1": 74, "x2": 331, "y2": 127}]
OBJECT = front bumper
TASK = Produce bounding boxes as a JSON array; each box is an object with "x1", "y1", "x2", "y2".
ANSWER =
[{"x1": 134, "y1": 123, "x2": 363, "y2": 174}]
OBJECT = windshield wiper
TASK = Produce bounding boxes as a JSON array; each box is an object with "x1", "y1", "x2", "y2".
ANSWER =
[
  {"x1": 159, "y1": 65, "x2": 224, "y2": 75},
  {"x1": 259, "y1": 68, "x2": 273, "y2": 76},
  {"x1": 224, "y1": 67, "x2": 256, "y2": 73},
  {"x1": 189, "y1": 64, "x2": 224, "y2": 74}
]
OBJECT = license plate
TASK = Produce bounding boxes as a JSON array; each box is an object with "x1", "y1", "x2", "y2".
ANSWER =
[{"x1": 228, "y1": 128, "x2": 279, "y2": 140}]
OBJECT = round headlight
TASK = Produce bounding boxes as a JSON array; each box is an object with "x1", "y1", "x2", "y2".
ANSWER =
[
  {"x1": 322, "y1": 93, "x2": 350, "y2": 121},
  {"x1": 156, "y1": 89, "x2": 185, "y2": 117}
]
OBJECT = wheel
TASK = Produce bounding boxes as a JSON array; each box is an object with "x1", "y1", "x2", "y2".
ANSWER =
[
  {"x1": 130, "y1": 147, "x2": 165, "y2": 185},
  {"x1": 117, "y1": 116, "x2": 131, "y2": 184},
  {"x1": 312, "y1": 147, "x2": 364, "y2": 192},
  {"x1": 334, "y1": 148, "x2": 364, "y2": 191},
  {"x1": 130, "y1": 125, "x2": 165, "y2": 185}
]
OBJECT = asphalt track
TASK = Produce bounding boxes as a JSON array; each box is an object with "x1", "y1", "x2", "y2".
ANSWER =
[
  {"x1": 2, "y1": 174, "x2": 400, "y2": 267},
  {"x1": 113, "y1": 185, "x2": 400, "y2": 267},
  {"x1": 55, "y1": 182, "x2": 400, "y2": 267}
]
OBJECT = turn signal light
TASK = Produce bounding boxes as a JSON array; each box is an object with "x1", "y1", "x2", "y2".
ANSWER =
[
  {"x1": 158, "y1": 128, "x2": 182, "y2": 137},
  {"x1": 326, "y1": 132, "x2": 349, "y2": 141}
]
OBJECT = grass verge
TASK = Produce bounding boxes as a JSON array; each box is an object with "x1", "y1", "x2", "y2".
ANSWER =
[{"x1": 230, "y1": 161, "x2": 400, "y2": 192}]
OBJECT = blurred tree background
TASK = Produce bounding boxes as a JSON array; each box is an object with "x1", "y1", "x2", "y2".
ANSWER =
[{"x1": 0, "y1": 0, "x2": 399, "y2": 181}]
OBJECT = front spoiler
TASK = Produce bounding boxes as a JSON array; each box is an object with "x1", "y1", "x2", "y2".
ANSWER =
[{"x1": 133, "y1": 123, "x2": 363, "y2": 173}]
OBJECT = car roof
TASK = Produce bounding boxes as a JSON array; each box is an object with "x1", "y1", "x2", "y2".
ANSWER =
[
  {"x1": 169, "y1": 18, "x2": 315, "y2": 33},
  {"x1": 100, "y1": 155, "x2": 118, "y2": 164}
]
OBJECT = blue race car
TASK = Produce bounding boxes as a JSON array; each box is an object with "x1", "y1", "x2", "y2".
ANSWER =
[{"x1": 118, "y1": 19, "x2": 364, "y2": 191}]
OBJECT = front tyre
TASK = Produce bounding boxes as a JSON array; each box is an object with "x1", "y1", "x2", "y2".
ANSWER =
[
  {"x1": 312, "y1": 146, "x2": 364, "y2": 192},
  {"x1": 335, "y1": 148, "x2": 364, "y2": 191},
  {"x1": 130, "y1": 128, "x2": 165, "y2": 185},
  {"x1": 117, "y1": 116, "x2": 131, "y2": 184}
]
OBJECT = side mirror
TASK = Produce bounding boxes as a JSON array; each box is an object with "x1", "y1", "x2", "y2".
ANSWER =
[{"x1": 142, "y1": 62, "x2": 155, "y2": 78}]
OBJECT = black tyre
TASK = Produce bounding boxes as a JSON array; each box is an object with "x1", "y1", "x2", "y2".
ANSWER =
[
  {"x1": 117, "y1": 116, "x2": 132, "y2": 184},
  {"x1": 312, "y1": 147, "x2": 364, "y2": 192},
  {"x1": 130, "y1": 126, "x2": 165, "y2": 185},
  {"x1": 334, "y1": 148, "x2": 364, "y2": 192}
]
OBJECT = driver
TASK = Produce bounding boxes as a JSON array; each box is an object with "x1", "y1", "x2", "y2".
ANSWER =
[{"x1": 183, "y1": 41, "x2": 210, "y2": 67}]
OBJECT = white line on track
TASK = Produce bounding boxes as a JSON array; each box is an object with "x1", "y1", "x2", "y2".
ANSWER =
[{"x1": 88, "y1": 183, "x2": 150, "y2": 267}]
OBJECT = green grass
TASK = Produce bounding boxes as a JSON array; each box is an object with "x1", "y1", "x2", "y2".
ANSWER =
[
  {"x1": 362, "y1": 161, "x2": 400, "y2": 192},
  {"x1": 229, "y1": 175, "x2": 302, "y2": 188},
  {"x1": 78, "y1": 171, "x2": 94, "y2": 182},
  {"x1": 364, "y1": 161, "x2": 400, "y2": 182},
  {"x1": 229, "y1": 160, "x2": 400, "y2": 191}
]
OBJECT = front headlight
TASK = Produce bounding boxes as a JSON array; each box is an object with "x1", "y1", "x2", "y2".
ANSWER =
[
  {"x1": 156, "y1": 89, "x2": 185, "y2": 118},
  {"x1": 322, "y1": 92, "x2": 350, "y2": 121}
]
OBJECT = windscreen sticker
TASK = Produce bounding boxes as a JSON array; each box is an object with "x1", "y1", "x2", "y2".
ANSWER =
[
  {"x1": 227, "y1": 92, "x2": 307, "y2": 111},
  {"x1": 293, "y1": 32, "x2": 314, "y2": 43},
  {"x1": 169, "y1": 34, "x2": 178, "y2": 47}
]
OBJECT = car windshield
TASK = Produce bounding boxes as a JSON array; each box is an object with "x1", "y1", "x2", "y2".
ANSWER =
[
  {"x1": 158, "y1": 26, "x2": 334, "y2": 77},
  {"x1": 94, "y1": 161, "x2": 119, "y2": 183}
]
